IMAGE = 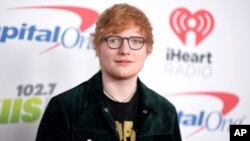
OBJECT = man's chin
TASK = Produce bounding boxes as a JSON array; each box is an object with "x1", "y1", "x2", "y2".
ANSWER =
[{"x1": 113, "y1": 72, "x2": 138, "y2": 80}]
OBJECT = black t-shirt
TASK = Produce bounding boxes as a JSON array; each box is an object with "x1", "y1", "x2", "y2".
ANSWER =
[{"x1": 104, "y1": 90, "x2": 139, "y2": 141}]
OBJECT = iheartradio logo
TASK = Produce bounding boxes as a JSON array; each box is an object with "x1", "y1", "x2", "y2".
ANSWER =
[{"x1": 170, "y1": 8, "x2": 214, "y2": 46}]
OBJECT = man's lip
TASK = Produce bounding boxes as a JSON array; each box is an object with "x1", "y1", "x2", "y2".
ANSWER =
[
  {"x1": 115, "y1": 60, "x2": 133, "y2": 62},
  {"x1": 115, "y1": 60, "x2": 133, "y2": 63}
]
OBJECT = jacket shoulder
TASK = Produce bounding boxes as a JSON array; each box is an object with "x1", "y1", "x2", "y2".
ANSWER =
[
  {"x1": 49, "y1": 71, "x2": 102, "y2": 113},
  {"x1": 53, "y1": 81, "x2": 86, "y2": 105},
  {"x1": 143, "y1": 85, "x2": 177, "y2": 112},
  {"x1": 47, "y1": 81, "x2": 88, "y2": 119}
]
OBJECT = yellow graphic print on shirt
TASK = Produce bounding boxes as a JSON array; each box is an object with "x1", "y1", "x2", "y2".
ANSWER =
[{"x1": 115, "y1": 121, "x2": 136, "y2": 141}]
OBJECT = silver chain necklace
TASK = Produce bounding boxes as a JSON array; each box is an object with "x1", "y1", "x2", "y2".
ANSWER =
[{"x1": 103, "y1": 88, "x2": 136, "y2": 103}]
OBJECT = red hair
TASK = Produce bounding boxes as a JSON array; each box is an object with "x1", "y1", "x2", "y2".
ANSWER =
[{"x1": 92, "y1": 3, "x2": 153, "y2": 54}]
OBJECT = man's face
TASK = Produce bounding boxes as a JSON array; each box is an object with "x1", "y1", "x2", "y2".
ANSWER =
[{"x1": 97, "y1": 27, "x2": 148, "y2": 80}]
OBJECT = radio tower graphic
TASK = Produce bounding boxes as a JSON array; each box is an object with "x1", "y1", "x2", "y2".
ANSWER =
[{"x1": 170, "y1": 8, "x2": 214, "y2": 46}]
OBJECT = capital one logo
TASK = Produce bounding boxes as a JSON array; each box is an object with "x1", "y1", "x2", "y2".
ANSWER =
[
  {"x1": 170, "y1": 8, "x2": 215, "y2": 46},
  {"x1": 1, "y1": 6, "x2": 98, "y2": 54}
]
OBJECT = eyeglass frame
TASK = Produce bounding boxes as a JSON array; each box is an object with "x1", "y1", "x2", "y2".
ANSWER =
[{"x1": 102, "y1": 35, "x2": 147, "y2": 50}]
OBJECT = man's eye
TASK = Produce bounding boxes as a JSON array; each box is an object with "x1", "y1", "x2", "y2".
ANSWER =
[
  {"x1": 111, "y1": 39, "x2": 118, "y2": 42},
  {"x1": 131, "y1": 39, "x2": 143, "y2": 44},
  {"x1": 109, "y1": 38, "x2": 120, "y2": 43}
]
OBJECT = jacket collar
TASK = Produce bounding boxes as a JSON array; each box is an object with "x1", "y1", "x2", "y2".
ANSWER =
[{"x1": 83, "y1": 70, "x2": 158, "y2": 114}]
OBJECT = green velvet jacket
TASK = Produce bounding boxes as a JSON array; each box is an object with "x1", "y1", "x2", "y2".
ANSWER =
[{"x1": 36, "y1": 71, "x2": 182, "y2": 141}]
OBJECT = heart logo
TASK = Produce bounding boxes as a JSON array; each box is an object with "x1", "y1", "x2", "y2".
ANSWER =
[{"x1": 170, "y1": 8, "x2": 214, "y2": 46}]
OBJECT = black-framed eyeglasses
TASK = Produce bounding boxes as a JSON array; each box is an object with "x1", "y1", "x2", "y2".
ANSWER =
[{"x1": 103, "y1": 35, "x2": 146, "y2": 50}]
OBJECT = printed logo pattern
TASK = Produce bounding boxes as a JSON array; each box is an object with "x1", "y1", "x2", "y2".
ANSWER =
[
  {"x1": 168, "y1": 91, "x2": 240, "y2": 138},
  {"x1": 170, "y1": 8, "x2": 214, "y2": 46},
  {"x1": 7, "y1": 6, "x2": 99, "y2": 54}
]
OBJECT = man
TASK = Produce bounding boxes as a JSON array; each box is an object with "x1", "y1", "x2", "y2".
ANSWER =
[{"x1": 36, "y1": 3, "x2": 182, "y2": 141}]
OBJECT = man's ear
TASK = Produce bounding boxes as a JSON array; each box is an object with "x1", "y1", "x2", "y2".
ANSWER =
[
  {"x1": 146, "y1": 47, "x2": 152, "y2": 56},
  {"x1": 94, "y1": 46, "x2": 100, "y2": 57}
]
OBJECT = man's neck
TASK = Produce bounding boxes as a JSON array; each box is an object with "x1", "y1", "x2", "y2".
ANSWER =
[{"x1": 102, "y1": 72, "x2": 138, "y2": 102}]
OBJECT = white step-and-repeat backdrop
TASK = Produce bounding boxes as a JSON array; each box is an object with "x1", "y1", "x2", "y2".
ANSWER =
[{"x1": 1, "y1": 0, "x2": 249, "y2": 141}]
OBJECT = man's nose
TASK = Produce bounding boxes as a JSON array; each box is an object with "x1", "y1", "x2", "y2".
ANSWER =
[{"x1": 118, "y1": 39, "x2": 131, "y2": 55}]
